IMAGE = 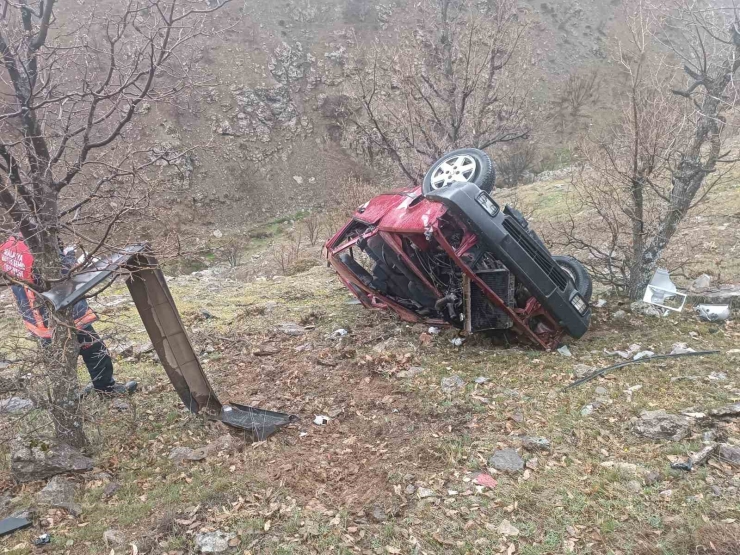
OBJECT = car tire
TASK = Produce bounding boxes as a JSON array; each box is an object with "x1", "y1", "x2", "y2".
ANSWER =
[
  {"x1": 422, "y1": 148, "x2": 496, "y2": 195},
  {"x1": 553, "y1": 255, "x2": 592, "y2": 303}
]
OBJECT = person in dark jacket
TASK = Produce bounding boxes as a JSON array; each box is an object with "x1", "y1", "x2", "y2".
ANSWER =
[{"x1": 0, "y1": 236, "x2": 137, "y2": 395}]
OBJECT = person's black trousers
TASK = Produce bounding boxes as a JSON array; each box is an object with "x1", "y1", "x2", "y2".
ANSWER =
[
  {"x1": 77, "y1": 325, "x2": 115, "y2": 391},
  {"x1": 42, "y1": 324, "x2": 115, "y2": 391}
]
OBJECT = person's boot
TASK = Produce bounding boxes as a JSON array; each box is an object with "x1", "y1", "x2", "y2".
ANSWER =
[{"x1": 109, "y1": 381, "x2": 138, "y2": 395}]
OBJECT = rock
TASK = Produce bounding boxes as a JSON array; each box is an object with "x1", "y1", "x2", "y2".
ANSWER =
[
  {"x1": 581, "y1": 403, "x2": 595, "y2": 417},
  {"x1": 626, "y1": 480, "x2": 642, "y2": 494},
  {"x1": 0, "y1": 397, "x2": 33, "y2": 413},
  {"x1": 195, "y1": 531, "x2": 236, "y2": 553},
  {"x1": 104, "y1": 529, "x2": 126, "y2": 547},
  {"x1": 660, "y1": 489, "x2": 672, "y2": 498},
  {"x1": 488, "y1": 449, "x2": 524, "y2": 473},
  {"x1": 168, "y1": 447, "x2": 206, "y2": 463},
  {"x1": 719, "y1": 444, "x2": 740, "y2": 466},
  {"x1": 292, "y1": 175, "x2": 304, "y2": 184},
  {"x1": 11, "y1": 440, "x2": 94, "y2": 483},
  {"x1": 397, "y1": 367, "x2": 425, "y2": 379},
  {"x1": 670, "y1": 343, "x2": 695, "y2": 355},
  {"x1": 276, "y1": 322, "x2": 305, "y2": 336},
  {"x1": 708, "y1": 372, "x2": 728, "y2": 381},
  {"x1": 644, "y1": 471, "x2": 662, "y2": 486},
  {"x1": 498, "y1": 519, "x2": 520, "y2": 536},
  {"x1": 417, "y1": 487, "x2": 435, "y2": 499},
  {"x1": 520, "y1": 437, "x2": 551, "y2": 452},
  {"x1": 594, "y1": 386, "x2": 608, "y2": 396},
  {"x1": 440, "y1": 375, "x2": 465, "y2": 393},
  {"x1": 709, "y1": 403, "x2": 740, "y2": 418},
  {"x1": 212, "y1": 229, "x2": 223, "y2": 238},
  {"x1": 633, "y1": 410, "x2": 691, "y2": 441},
  {"x1": 594, "y1": 299, "x2": 607, "y2": 308},
  {"x1": 633, "y1": 350, "x2": 655, "y2": 360},
  {"x1": 600, "y1": 461, "x2": 649, "y2": 476},
  {"x1": 111, "y1": 399, "x2": 130, "y2": 412},
  {"x1": 630, "y1": 301, "x2": 663, "y2": 317},
  {"x1": 202, "y1": 434, "x2": 240, "y2": 457},
  {"x1": 474, "y1": 376, "x2": 488, "y2": 384},
  {"x1": 404, "y1": 484, "x2": 415, "y2": 495},
  {"x1": 711, "y1": 485, "x2": 723, "y2": 496},
  {"x1": 572, "y1": 364, "x2": 594, "y2": 379},
  {"x1": 36, "y1": 476, "x2": 77, "y2": 507},
  {"x1": 691, "y1": 274, "x2": 712, "y2": 292},
  {"x1": 557, "y1": 345, "x2": 572, "y2": 357},
  {"x1": 612, "y1": 310, "x2": 627, "y2": 319},
  {"x1": 102, "y1": 482, "x2": 121, "y2": 499},
  {"x1": 370, "y1": 505, "x2": 386, "y2": 522}
]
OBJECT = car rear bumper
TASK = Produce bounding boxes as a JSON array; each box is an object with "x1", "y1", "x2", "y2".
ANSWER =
[{"x1": 425, "y1": 182, "x2": 591, "y2": 338}]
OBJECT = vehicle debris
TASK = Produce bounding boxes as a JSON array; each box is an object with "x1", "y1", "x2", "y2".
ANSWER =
[
  {"x1": 330, "y1": 328, "x2": 348, "y2": 338},
  {"x1": 0, "y1": 516, "x2": 32, "y2": 537},
  {"x1": 40, "y1": 244, "x2": 297, "y2": 441},
  {"x1": 557, "y1": 345, "x2": 572, "y2": 357},
  {"x1": 428, "y1": 326, "x2": 441, "y2": 335},
  {"x1": 695, "y1": 304, "x2": 731, "y2": 322},
  {"x1": 313, "y1": 415, "x2": 329, "y2": 425},
  {"x1": 33, "y1": 534, "x2": 52, "y2": 546},
  {"x1": 565, "y1": 350, "x2": 721, "y2": 389},
  {"x1": 450, "y1": 337, "x2": 465, "y2": 347},
  {"x1": 642, "y1": 268, "x2": 687, "y2": 312},
  {"x1": 670, "y1": 443, "x2": 717, "y2": 471},
  {"x1": 325, "y1": 148, "x2": 592, "y2": 351}
]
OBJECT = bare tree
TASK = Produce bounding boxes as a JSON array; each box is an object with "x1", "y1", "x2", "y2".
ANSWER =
[
  {"x1": 347, "y1": 0, "x2": 533, "y2": 183},
  {"x1": 555, "y1": 0, "x2": 740, "y2": 299},
  {"x1": 0, "y1": 0, "x2": 228, "y2": 447},
  {"x1": 552, "y1": 68, "x2": 601, "y2": 137}
]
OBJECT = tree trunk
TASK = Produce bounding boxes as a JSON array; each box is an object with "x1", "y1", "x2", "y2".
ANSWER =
[{"x1": 43, "y1": 309, "x2": 87, "y2": 449}]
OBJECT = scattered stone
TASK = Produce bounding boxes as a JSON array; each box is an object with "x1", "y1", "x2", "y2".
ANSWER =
[
  {"x1": 36, "y1": 476, "x2": 77, "y2": 508},
  {"x1": 708, "y1": 372, "x2": 728, "y2": 381},
  {"x1": 711, "y1": 485, "x2": 723, "y2": 496},
  {"x1": 292, "y1": 175, "x2": 304, "y2": 184},
  {"x1": 644, "y1": 471, "x2": 662, "y2": 486},
  {"x1": 212, "y1": 229, "x2": 223, "y2": 239},
  {"x1": 670, "y1": 343, "x2": 695, "y2": 355},
  {"x1": 581, "y1": 403, "x2": 596, "y2": 417},
  {"x1": 691, "y1": 274, "x2": 712, "y2": 292},
  {"x1": 497, "y1": 519, "x2": 519, "y2": 537},
  {"x1": 111, "y1": 399, "x2": 130, "y2": 412},
  {"x1": 168, "y1": 447, "x2": 206, "y2": 463},
  {"x1": 719, "y1": 444, "x2": 740, "y2": 466},
  {"x1": 633, "y1": 410, "x2": 691, "y2": 441},
  {"x1": 104, "y1": 529, "x2": 126, "y2": 547},
  {"x1": 203, "y1": 434, "x2": 240, "y2": 457},
  {"x1": 633, "y1": 350, "x2": 655, "y2": 360},
  {"x1": 600, "y1": 461, "x2": 649, "y2": 476},
  {"x1": 488, "y1": 449, "x2": 524, "y2": 473},
  {"x1": 520, "y1": 437, "x2": 551, "y2": 452},
  {"x1": 404, "y1": 484, "x2": 415, "y2": 495},
  {"x1": 11, "y1": 440, "x2": 94, "y2": 483},
  {"x1": 195, "y1": 531, "x2": 236, "y2": 553},
  {"x1": 525, "y1": 458, "x2": 539, "y2": 470},
  {"x1": 102, "y1": 482, "x2": 121, "y2": 499},
  {"x1": 417, "y1": 487, "x2": 436, "y2": 499},
  {"x1": 428, "y1": 326, "x2": 441, "y2": 335},
  {"x1": 440, "y1": 375, "x2": 465, "y2": 393},
  {"x1": 397, "y1": 366, "x2": 425, "y2": 379},
  {"x1": 612, "y1": 310, "x2": 627, "y2": 319},
  {"x1": 594, "y1": 299, "x2": 607, "y2": 308},
  {"x1": 474, "y1": 376, "x2": 488, "y2": 384},
  {"x1": 572, "y1": 364, "x2": 594, "y2": 379},
  {"x1": 0, "y1": 397, "x2": 33, "y2": 413},
  {"x1": 709, "y1": 403, "x2": 740, "y2": 418},
  {"x1": 276, "y1": 322, "x2": 306, "y2": 336},
  {"x1": 594, "y1": 386, "x2": 608, "y2": 396},
  {"x1": 330, "y1": 328, "x2": 348, "y2": 338},
  {"x1": 630, "y1": 301, "x2": 663, "y2": 317},
  {"x1": 370, "y1": 505, "x2": 386, "y2": 523},
  {"x1": 626, "y1": 480, "x2": 642, "y2": 494},
  {"x1": 450, "y1": 337, "x2": 465, "y2": 347},
  {"x1": 557, "y1": 345, "x2": 572, "y2": 357},
  {"x1": 659, "y1": 489, "x2": 672, "y2": 498}
]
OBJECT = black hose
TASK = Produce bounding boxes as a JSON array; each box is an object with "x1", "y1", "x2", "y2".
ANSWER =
[{"x1": 564, "y1": 350, "x2": 722, "y2": 390}]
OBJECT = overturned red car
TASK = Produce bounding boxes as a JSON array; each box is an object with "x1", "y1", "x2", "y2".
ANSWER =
[{"x1": 325, "y1": 149, "x2": 592, "y2": 350}]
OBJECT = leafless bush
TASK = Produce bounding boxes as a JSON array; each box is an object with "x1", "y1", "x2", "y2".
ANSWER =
[
  {"x1": 496, "y1": 143, "x2": 540, "y2": 187},
  {"x1": 552, "y1": 68, "x2": 601, "y2": 136},
  {"x1": 271, "y1": 230, "x2": 304, "y2": 275},
  {"x1": 347, "y1": 0, "x2": 534, "y2": 183},
  {"x1": 302, "y1": 213, "x2": 323, "y2": 247},
  {"x1": 332, "y1": 176, "x2": 385, "y2": 217},
  {"x1": 551, "y1": 1, "x2": 740, "y2": 299},
  {"x1": 219, "y1": 236, "x2": 249, "y2": 268}
]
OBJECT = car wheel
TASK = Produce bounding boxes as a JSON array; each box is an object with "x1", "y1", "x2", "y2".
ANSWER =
[
  {"x1": 422, "y1": 148, "x2": 496, "y2": 195},
  {"x1": 553, "y1": 255, "x2": 593, "y2": 303}
]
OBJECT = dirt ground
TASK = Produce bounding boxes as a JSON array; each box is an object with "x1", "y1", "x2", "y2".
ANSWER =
[{"x1": 0, "y1": 256, "x2": 738, "y2": 554}]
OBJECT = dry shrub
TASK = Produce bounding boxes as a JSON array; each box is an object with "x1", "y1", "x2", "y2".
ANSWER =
[
  {"x1": 632, "y1": 523, "x2": 740, "y2": 555},
  {"x1": 301, "y1": 213, "x2": 322, "y2": 247},
  {"x1": 332, "y1": 175, "x2": 384, "y2": 217}
]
